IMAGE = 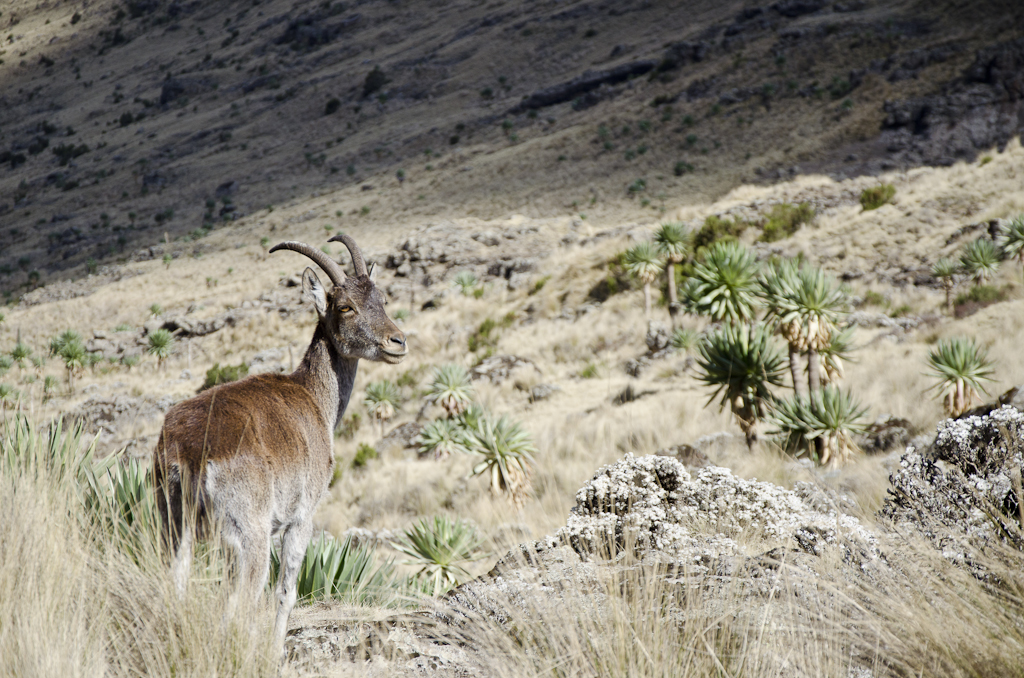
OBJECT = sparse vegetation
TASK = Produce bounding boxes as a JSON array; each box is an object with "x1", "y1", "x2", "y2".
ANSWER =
[{"x1": 859, "y1": 184, "x2": 896, "y2": 211}]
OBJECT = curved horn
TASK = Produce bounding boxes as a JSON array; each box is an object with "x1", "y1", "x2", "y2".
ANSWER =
[
  {"x1": 268, "y1": 241, "x2": 347, "y2": 287},
  {"x1": 327, "y1": 233, "x2": 368, "y2": 277}
]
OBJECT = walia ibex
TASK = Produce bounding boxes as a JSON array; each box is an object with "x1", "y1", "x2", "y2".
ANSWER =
[{"x1": 153, "y1": 234, "x2": 406, "y2": 655}]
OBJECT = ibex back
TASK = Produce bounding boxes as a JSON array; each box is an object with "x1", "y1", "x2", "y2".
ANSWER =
[{"x1": 153, "y1": 235, "x2": 406, "y2": 655}]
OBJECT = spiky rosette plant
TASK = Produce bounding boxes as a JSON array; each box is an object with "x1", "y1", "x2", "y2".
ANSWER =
[
  {"x1": 417, "y1": 418, "x2": 469, "y2": 461},
  {"x1": 770, "y1": 386, "x2": 868, "y2": 467},
  {"x1": 960, "y1": 238, "x2": 1000, "y2": 287},
  {"x1": 683, "y1": 240, "x2": 760, "y2": 325},
  {"x1": 997, "y1": 214, "x2": 1024, "y2": 283},
  {"x1": 426, "y1": 364, "x2": 475, "y2": 418},
  {"x1": 364, "y1": 379, "x2": 401, "y2": 438},
  {"x1": 58, "y1": 336, "x2": 87, "y2": 392},
  {"x1": 695, "y1": 323, "x2": 787, "y2": 449},
  {"x1": 820, "y1": 327, "x2": 855, "y2": 386},
  {"x1": 453, "y1": 270, "x2": 479, "y2": 296},
  {"x1": 670, "y1": 327, "x2": 699, "y2": 352},
  {"x1": 391, "y1": 515, "x2": 485, "y2": 596},
  {"x1": 653, "y1": 222, "x2": 690, "y2": 319},
  {"x1": 147, "y1": 329, "x2": 174, "y2": 370},
  {"x1": 269, "y1": 534, "x2": 396, "y2": 604},
  {"x1": 925, "y1": 337, "x2": 995, "y2": 417},
  {"x1": 623, "y1": 241, "x2": 664, "y2": 317},
  {"x1": 10, "y1": 341, "x2": 32, "y2": 369},
  {"x1": 464, "y1": 415, "x2": 537, "y2": 507},
  {"x1": 931, "y1": 257, "x2": 961, "y2": 314},
  {"x1": 760, "y1": 262, "x2": 846, "y2": 395}
]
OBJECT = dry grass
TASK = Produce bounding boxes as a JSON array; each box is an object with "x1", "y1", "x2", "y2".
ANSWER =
[{"x1": 1, "y1": 124, "x2": 1024, "y2": 673}]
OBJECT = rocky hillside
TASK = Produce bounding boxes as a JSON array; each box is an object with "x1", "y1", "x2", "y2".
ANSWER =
[{"x1": 1, "y1": 0, "x2": 1022, "y2": 296}]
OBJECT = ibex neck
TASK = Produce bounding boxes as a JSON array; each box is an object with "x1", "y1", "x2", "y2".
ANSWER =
[{"x1": 293, "y1": 324, "x2": 358, "y2": 430}]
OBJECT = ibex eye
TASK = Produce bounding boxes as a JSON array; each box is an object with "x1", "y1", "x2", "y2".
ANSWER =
[{"x1": 339, "y1": 305, "x2": 352, "y2": 313}]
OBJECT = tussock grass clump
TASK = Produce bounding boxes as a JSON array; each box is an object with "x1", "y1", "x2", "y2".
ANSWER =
[{"x1": 859, "y1": 183, "x2": 896, "y2": 211}]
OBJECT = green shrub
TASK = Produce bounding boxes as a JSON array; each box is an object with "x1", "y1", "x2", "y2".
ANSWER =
[
  {"x1": 953, "y1": 284, "x2": 1006, "y2": 308},
  {"x1": 693, "y1": 214, "x2": 747, "y2": 252},
  {"x1": 199, "y1": 362, "x2": 249, "y2": 392},
  {"x1": 673, "y1": 161, "x2": 694, "y2": 176},
  {"x1": 351, "y1": 442, "x2": 378, "y2": 469},
  {"x1": 760, "y1": 202, "x2": 814, "y2": 242},
  {"x1": 859, "y1": 184, "x2": 895, "y2": 211},
  {"x1": 51, "y1": 143, "x2": 90, "y2": 166},
  {"x1": 362, "y1": 66, "x2": 388, "y2": 98},
  {"x1": 579, "y1": 362, "x2": 600, "y2": 379}
]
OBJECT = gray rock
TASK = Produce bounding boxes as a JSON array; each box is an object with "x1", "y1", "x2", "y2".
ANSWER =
[
  {"x1": 858, "y1": 415, "x2": 916, "y2": 454},
  {"x1": 378, "y1": 422, "x2": 423, "y2": 457},
  {"x1": 470, "y1": 354, "x2": 539, "y2": 385},
  {"x1": 529, "y1": 383, "x2": 560, "y2": 403}
]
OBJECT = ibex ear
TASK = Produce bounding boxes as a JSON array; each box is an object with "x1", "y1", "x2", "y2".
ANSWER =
[
  {"x1": 301, "y1": 267, "x2": 327, "y2": 316},
  {"x1": 367, "y1": 262, "x2": 378, "y2": 284}
]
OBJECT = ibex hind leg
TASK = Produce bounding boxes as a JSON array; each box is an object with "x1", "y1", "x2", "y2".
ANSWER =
[
  {"x1": 156, "y1": 464, "x2": 193, "y2": 598},
  {"x1": 273, "y1": 519, "x2": 313, "y2": 655},
  {"x1": 221, "y1": 517, "x2": 272, "y2": 629}
]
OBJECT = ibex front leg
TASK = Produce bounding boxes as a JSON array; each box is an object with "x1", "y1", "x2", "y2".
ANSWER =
[{"x1": 273, "y1": 519, "x2": 312, "y2": 655}]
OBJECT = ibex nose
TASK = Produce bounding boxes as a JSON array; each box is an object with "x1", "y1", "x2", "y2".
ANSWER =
[{"x1": 389, "y1": 331, "x2": 407, "y2": 351}]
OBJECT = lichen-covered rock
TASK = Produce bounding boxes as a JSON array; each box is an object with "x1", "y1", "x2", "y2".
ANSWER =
[
  {"x1": 881, "y1": 406, "x2": 1024, "y2": 563},
  {"x1": 559, "y1": 454, "x2": 878, "y2": 569}
]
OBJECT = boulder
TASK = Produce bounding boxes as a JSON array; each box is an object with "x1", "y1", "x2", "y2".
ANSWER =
[
  {"x1": 469, "y1": 354, "x2": 540, "y2": 385},
  {"x1": 858, "y1": 415, "x2": 916, "y2": 454}
]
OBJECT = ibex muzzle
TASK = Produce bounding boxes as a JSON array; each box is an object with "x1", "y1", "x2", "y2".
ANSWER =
[{"x1": 154, "y1": 234, "x2": 405, "y2": 656}]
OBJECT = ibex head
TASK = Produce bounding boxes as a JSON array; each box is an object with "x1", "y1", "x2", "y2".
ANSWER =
[{"x1": 269, "y1": 235, "x2": 407, "y2": 364}]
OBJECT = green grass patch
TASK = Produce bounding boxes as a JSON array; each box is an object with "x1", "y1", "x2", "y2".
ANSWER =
[
  {"x1": 351, "y1": 442, "x2": 378, "y2": 469},
  {"x1": 860, "y1": 184, "x2": 896, "y2": 211}
]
